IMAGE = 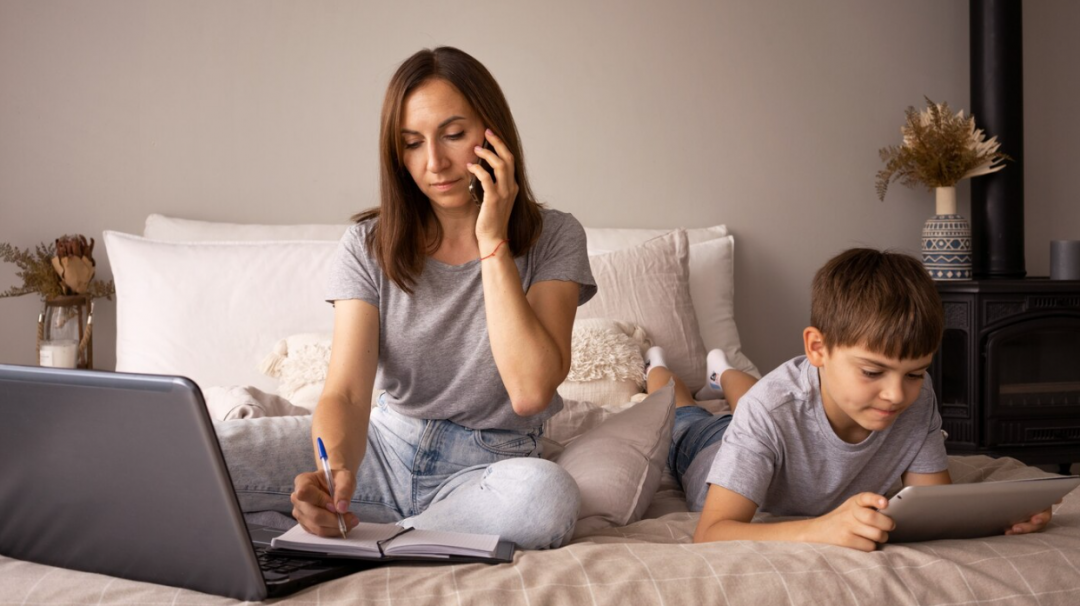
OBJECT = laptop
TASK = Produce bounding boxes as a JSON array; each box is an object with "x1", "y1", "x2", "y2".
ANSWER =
[
  {"x1": 886, "y1": 475, "x2": 1080, "y2": 543},
  {"x1": 0, "y1": 363, "x2": 372, "y2": 601}
]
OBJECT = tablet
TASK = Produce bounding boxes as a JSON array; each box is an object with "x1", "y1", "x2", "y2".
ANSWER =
[{"x1": 886, "y1": 475, "x2": 1080, "y2": 543}]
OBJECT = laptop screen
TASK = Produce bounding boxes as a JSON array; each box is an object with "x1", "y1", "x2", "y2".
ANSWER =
[{"x1": 0, "y1": 365, "x2": 267, "y2": 600}]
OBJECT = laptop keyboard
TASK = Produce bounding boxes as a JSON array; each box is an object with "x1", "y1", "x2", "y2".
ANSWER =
[{"x1": 255, "y1": 545, "x2": 323, "y2": 576}]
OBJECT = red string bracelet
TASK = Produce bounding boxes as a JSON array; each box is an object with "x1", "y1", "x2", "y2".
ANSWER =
[{"x1": 480, "y1": 239, "x2": 508, "y2": 261}]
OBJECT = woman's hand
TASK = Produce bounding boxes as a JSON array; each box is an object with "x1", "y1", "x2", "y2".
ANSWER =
[
  {"x1": 470, "y1": 129, "x2": 519, "y2": 253},
  {"x1": 290, "y1": 468, "x2": 359, "y2": 537}
]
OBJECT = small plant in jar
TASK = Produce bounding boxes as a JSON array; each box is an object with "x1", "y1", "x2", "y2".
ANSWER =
[{"x1": 1, "y1": 235, "x2": 115, "y2": 368}]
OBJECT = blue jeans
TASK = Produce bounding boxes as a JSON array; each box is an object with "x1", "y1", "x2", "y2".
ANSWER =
[
  {"x1": 670, "y1": 406, "x2": 732, "y2": 508},
  {"x1": 215, "y1": 398, "x2": 581, "y2": 550}
]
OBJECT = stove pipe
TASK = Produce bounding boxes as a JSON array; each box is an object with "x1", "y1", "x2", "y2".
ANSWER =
[{"x1": 970, "y1": 0, "x2": 1026, "y2": 278}]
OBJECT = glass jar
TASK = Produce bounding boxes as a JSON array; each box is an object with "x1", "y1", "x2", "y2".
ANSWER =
[{"x1": 38, "y1": 295, "x2": 92, "y2": 369}]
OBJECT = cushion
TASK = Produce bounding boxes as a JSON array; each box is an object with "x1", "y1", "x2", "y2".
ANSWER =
[
  {"x1": 103, "y1": 231, "x2": 337, "y2": 393},
  {"x1": 687, "y1": 236, "x2": 759, "y2": 377},
  {"x1": 584, "y1": 224, "x2": 727, "y2": 253},
  {"x1": 144, "y1": 213, "x2": 350, "y2": 241},
  {"x1": 587, "y1": 224, "x2": 758, "y2": 378},
  {"x1": 262, "y1": 318, "x2": 648, "y2": 417},
  {"x1": 543, "y1": 399, "x2": 616, "y2": 446},
  {"x1": 556, "y1": 382, "x2": 676, "y2": 539},
  {"x1": 555, "y1": 317, "x2": 648, "y2": 413},
  {"x1": 203, "y1": 386, "x2": 311, "y2": 420},
  {"x1": 578, "y1": 229, "x2": 710, "y2": 392},
  {"x1": 259, "y1": 332, "x2": 334, "y2": 411},
  {"x1": 144, "y1": 215, "x2": 758, "y2": 377}
]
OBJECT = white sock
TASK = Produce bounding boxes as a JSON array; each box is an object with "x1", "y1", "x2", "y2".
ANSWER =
[
  {"x1": 643, "y1": 346, "x2": 668, "y2": 379},
  {"x1": 695, "y1": 349, "x2": 734, "y2": 400}
]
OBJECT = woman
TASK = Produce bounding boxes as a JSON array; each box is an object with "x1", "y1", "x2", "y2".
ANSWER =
[{"x1": 219, "y1": 47, "x2": 595, "y2": 550}]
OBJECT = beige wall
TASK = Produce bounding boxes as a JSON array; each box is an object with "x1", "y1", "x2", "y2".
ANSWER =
[{"x1": 1, "y1": 0, "x2": 1077, "y2": 376}]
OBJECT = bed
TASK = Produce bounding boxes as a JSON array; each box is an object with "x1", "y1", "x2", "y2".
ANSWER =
[{"x1": 3, "y1": 214, "x2": 1080, "y2": 605}]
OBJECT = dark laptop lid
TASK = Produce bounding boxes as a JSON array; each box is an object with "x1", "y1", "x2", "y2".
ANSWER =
[{"x1": 0, "y1": 364, "x2": 267, "y2": 601}]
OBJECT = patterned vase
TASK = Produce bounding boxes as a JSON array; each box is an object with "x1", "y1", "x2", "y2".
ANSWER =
[{"x1": 921, "y1": 186, "x2": 972, "y2": 280}]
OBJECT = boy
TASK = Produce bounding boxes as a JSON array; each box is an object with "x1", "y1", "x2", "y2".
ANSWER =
[{"x1": 644, "y1": 248, "x2": 1052, "y2": 551}]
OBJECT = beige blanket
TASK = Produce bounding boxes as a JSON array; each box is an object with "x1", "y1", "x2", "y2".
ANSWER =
[
  {"x1": 204, "y1": 385, "x2": 311, "y2": 420},
  {"x1": 3, "y1": 455, "x2": 1079, "y2": 605}
]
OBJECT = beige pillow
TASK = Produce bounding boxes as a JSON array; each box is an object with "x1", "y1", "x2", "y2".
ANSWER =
[
  {"x1": 544, "y1": 399, "x2": 616, "y2": 446},
  {"x1": 585, "y1": 224, "x2": 759, "y2": 378},
  {"x1": 578, "y1": 229, "x2": 709, "y2": 392},
  {"x1": 556, "y1": 383, "x2": 676, "y2": 539}
]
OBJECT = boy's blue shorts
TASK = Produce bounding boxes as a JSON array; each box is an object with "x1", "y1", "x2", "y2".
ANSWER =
[{"x1": 670, "y1": 406, "x2": 732, "y2": 482}]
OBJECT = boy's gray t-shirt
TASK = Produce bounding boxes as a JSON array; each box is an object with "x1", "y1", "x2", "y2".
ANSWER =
[
  {"x1": 705, "y1": 356, "x2": 948, "y2": 516},
  {"x1": 325, "y1": 207, "x2": 597, "y2": 431}
]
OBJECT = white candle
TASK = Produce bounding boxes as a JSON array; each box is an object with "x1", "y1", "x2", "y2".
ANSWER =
[{"x1": 39, "y1": 340, "x2": 79, "y2": 368}]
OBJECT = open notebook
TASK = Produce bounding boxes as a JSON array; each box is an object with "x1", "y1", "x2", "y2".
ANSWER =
[{"x1": 270, "y1": 522, "x2": 514, "y2": 562}]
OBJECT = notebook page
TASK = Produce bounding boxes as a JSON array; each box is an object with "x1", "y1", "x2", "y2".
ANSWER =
[
  {"x1": 385, "y1": 528, "x2": 499, "y2": 557},
  {"x1": 271, "y1": 522, "x2": 401, "y2": 556}
]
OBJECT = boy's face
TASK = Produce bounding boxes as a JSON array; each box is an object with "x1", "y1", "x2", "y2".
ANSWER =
[{"x1": 804, "y1": 328, "x2": 934, "y2": 444}]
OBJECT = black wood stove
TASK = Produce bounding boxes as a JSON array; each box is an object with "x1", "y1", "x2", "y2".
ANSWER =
[
  {"x1": 929, "y1": 1, "x2": 1080, "y2": 471},
  {"x1": 932, "y1": 280, "x2": 1080, "y2": 469}
]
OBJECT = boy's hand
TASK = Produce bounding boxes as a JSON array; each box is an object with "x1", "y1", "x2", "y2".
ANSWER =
[
  {"x1": 807, "y1": 492, "x2": 895, "y2": 552},
  {"x1": 1005, "y1": 502, "x2": 1057, "y2": 535}
]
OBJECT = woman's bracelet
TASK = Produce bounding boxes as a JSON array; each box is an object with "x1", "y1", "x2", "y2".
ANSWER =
[{"x1": 480, "y1": 239, "x2": 508, "y2": 261}]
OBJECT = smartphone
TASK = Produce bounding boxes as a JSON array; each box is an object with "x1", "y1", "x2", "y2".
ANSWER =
[{"x1": 469, "y1": 140, "x2": 496, "y2": 205}]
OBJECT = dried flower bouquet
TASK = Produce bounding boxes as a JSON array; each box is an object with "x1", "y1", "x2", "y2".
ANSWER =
[
  {"x1": 1, "y1": 235, "x2": 114, "y2": 300},
  {"x1": 876, "y1": 96, "x2": 1009, "y2": 201}
]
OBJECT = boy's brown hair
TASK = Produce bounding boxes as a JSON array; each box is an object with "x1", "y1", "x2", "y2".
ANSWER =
[{"x1": 810, "y1": 248, "x2": 944, "y2": 360}]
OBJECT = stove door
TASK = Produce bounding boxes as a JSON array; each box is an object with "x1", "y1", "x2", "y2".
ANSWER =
[{"x1": 985, "y1": 316, "x2": 1080, "y2": 446}]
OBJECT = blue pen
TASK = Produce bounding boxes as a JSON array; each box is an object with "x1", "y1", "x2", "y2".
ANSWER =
[{"x1": 317, "y1": 437, "x2": 349, "y2": 539}]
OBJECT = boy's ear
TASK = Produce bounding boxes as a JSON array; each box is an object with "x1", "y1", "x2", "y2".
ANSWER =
[{"x1": 803, "y1": 327, "x2": 827, "y2": 367}]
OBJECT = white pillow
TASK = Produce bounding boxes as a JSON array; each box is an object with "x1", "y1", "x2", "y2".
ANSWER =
[
  {"x1": 103, "y1": 231, "x2": 337, "y2": 393},
  {"x1": 588, "y1": 225, "x2": 757, "y2": 378},
  {"x1": 144, "y1": 213, "x2": 350, "y2": 241},
  {"x1": 578, "y1": 230, "x2": 710, "y2": 392},
  {"x1": 688, "y1": 236, "x2": 759, "y2": 377},
  {"x1": 144, "y1": 216, "x2": 757, "y2": 376},
  {"x1": 585, "y1": 224, "x2": 727, "y2": 253},
  {"x1": 556, "y1": 383, "x2": 676, "y2": 539}
]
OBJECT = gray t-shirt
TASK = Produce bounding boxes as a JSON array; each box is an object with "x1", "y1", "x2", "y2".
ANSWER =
[
  {"x1": 706, "y1": 355, "x2": 949, "y2": 517},
  {"x1": 325, "y1": 207, "x2": 597, "y2": 431}
]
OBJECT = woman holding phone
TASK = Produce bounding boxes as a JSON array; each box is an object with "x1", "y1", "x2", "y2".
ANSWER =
[{"x1": 218, "y1": 46, "x2": 595, "y2": 549}]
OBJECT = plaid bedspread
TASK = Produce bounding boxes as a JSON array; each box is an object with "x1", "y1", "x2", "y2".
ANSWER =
[{"x1": 4, "y1": 455, "x2": 1080, "y2": 605}]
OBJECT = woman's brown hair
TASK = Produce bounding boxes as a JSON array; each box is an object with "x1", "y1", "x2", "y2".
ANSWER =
[{"x1": 353, "y1": 46, "x2": 543, "y2": 293}]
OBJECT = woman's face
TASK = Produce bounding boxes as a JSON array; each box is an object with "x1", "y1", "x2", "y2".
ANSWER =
[{"x1": 399, "y1": 78, "x2": 486, "y2": 210}]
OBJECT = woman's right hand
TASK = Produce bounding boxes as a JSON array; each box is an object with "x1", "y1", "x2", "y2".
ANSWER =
[
  {"x1": 294, "y1": 299, "x2": 378, "y2": 536},
  {"x1": 290, "y1": 469, "x2": 359, "y2": 537}
]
